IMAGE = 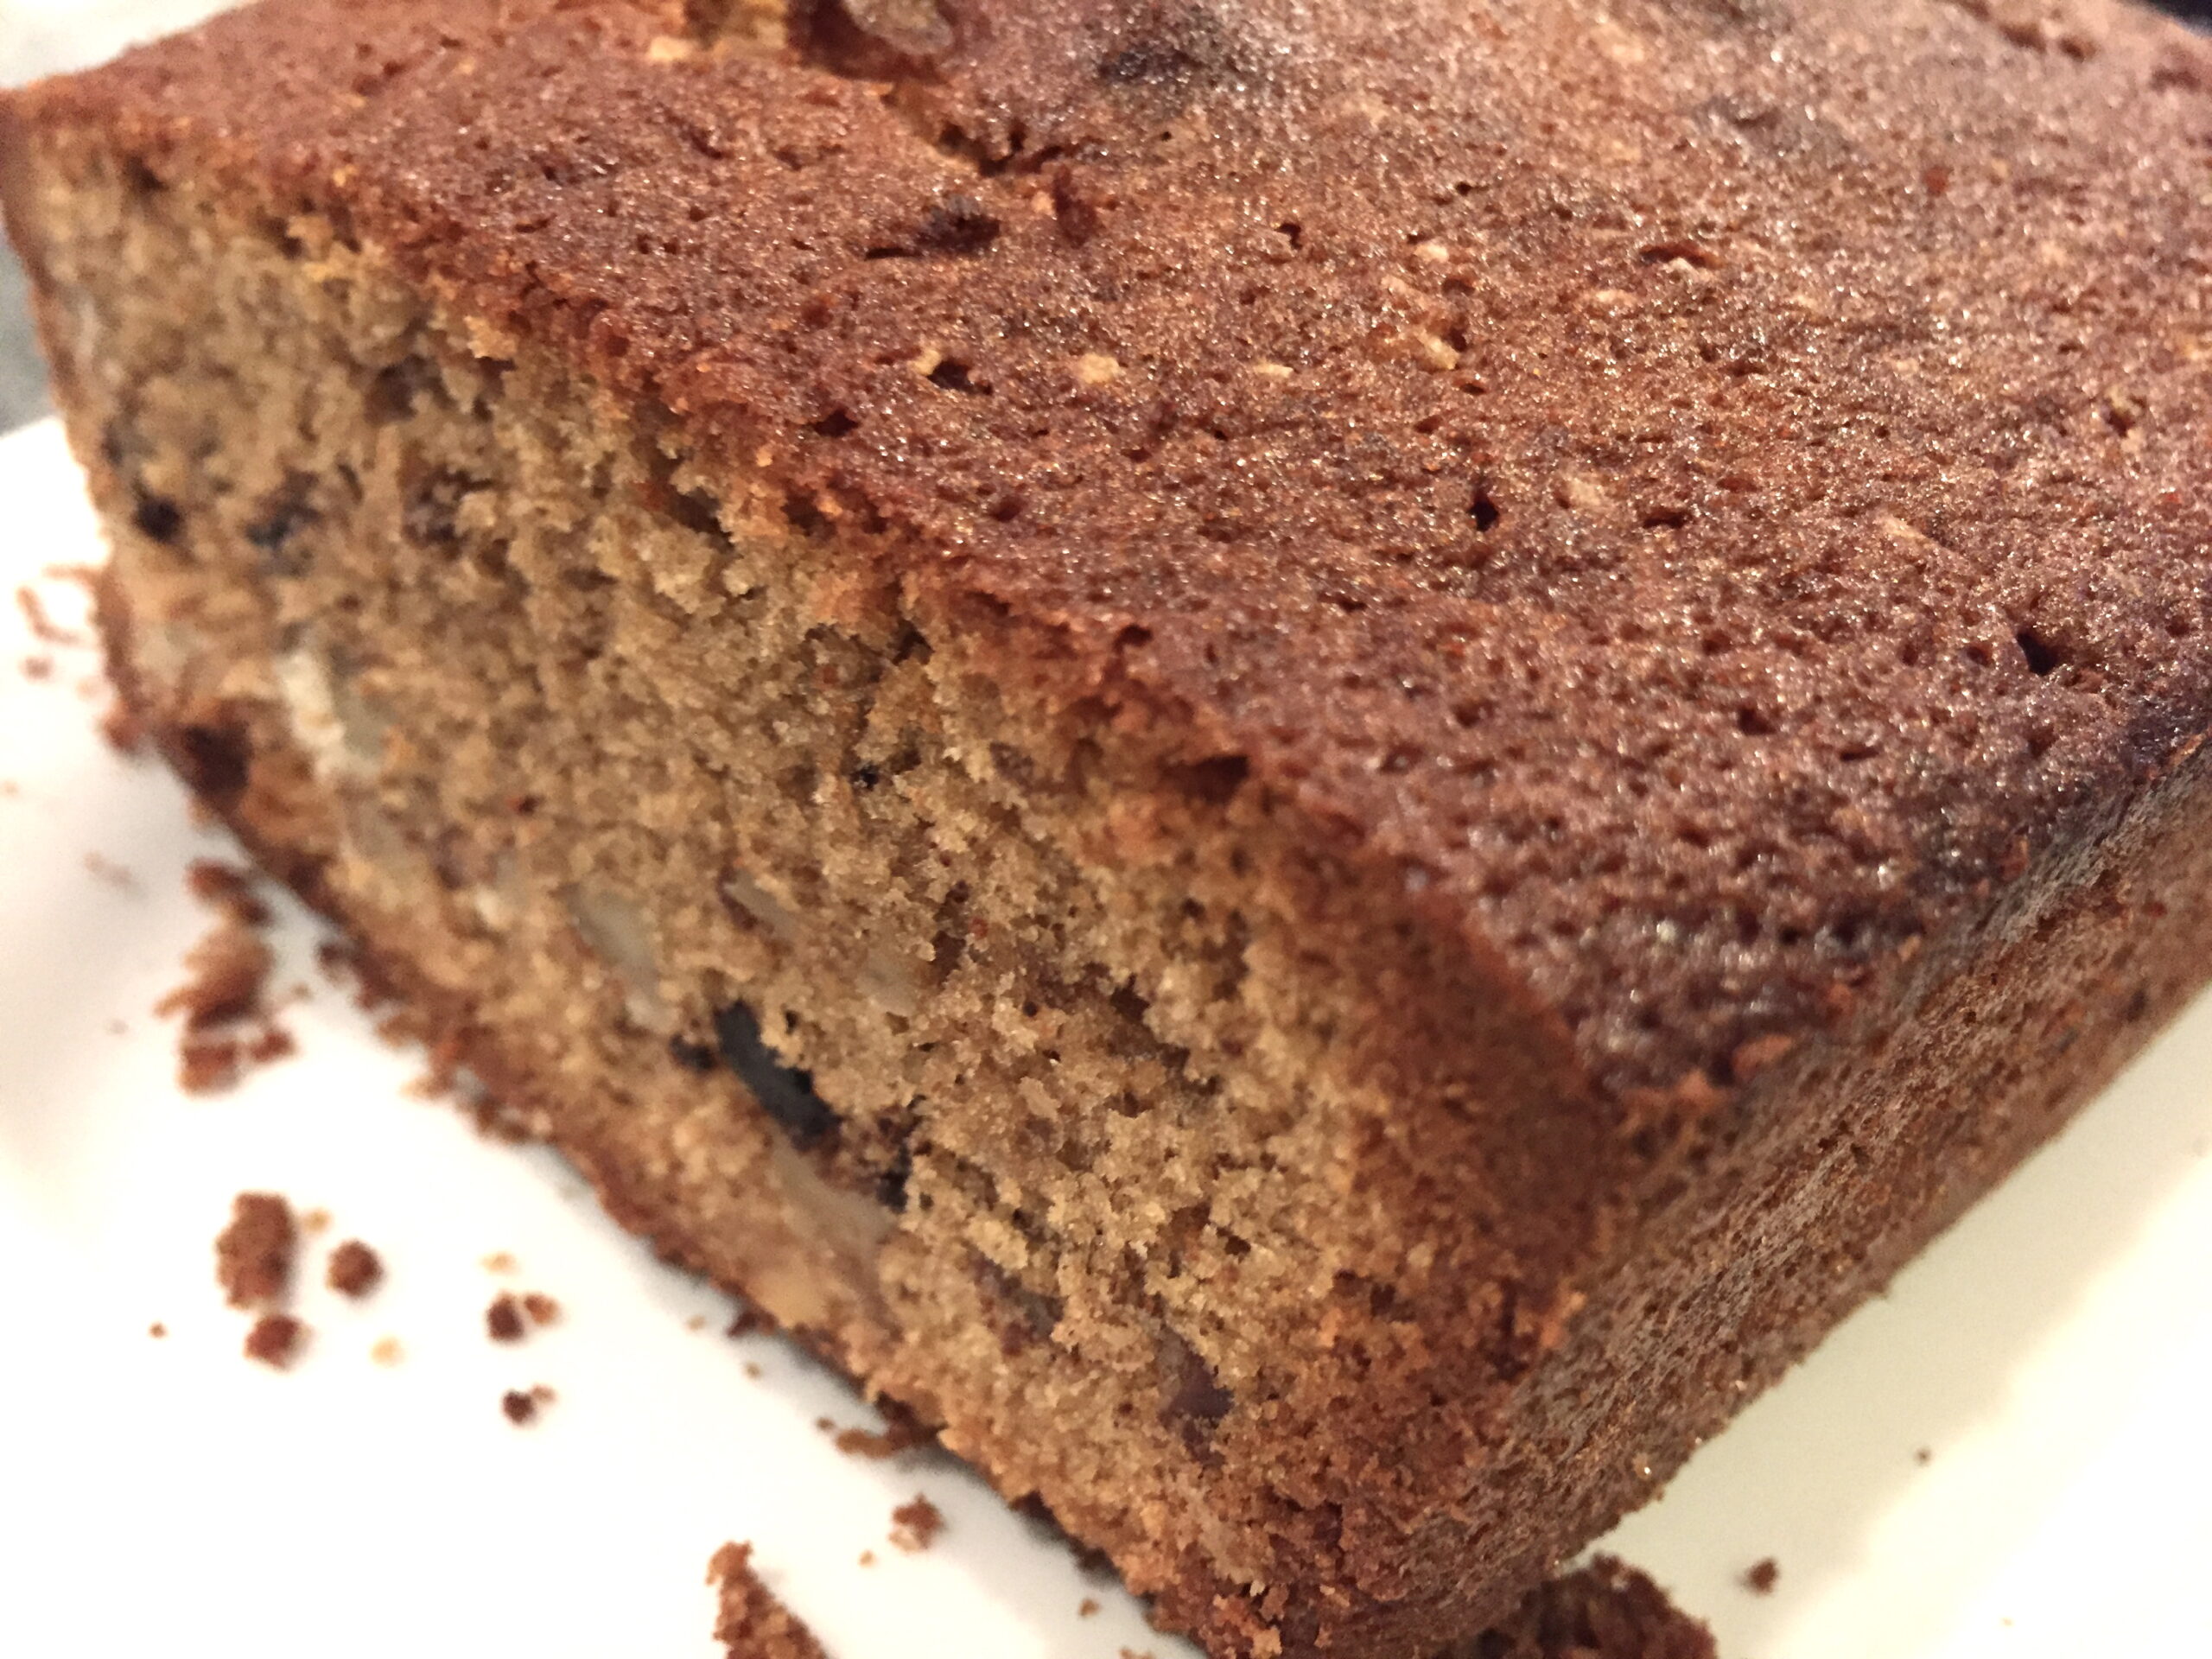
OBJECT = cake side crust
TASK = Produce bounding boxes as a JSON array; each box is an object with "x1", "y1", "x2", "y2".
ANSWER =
[{"x1": 17, "y1": 4, "x2": 2212, "y2": 1653}]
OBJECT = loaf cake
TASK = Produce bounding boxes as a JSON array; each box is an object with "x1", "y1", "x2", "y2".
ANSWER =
[{"x1": 10, "y1": 1, "x2": 2212, "y2": 1651}]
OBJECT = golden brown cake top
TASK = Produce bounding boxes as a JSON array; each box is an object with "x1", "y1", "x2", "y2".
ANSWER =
[{"x1": 18, "y1": 0, "x2": 2212, "y2": 1100}]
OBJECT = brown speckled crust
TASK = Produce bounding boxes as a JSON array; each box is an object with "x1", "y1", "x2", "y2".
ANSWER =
[
  {"x1": 17, "y1": 4, "x2": 2212, "y2": 1655},
  {"x1": 14, "y1": 0, "x2": 2212, "y2": 1100}
]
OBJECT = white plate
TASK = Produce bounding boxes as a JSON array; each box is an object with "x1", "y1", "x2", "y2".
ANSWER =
[{"x1": 2, "y1": 415, "x2": 2209, "y2": 1658}]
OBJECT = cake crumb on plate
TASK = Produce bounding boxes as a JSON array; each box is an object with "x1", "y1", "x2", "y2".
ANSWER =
[
  {"x1": 520, "y1": 1292, "x2": 560, "y2": 1327},
  {"x1": 889, "y1": 1495, "x2": 944, "y2": 1554},
  {"x1": 500, "y1": 1384, "x2": 556, "y2": 1425},
  {"x1": 486, "y1": 1294, "x2": 526, "y2": 1342},
  {"x1": 327, "y1": 1240, "x2": 383, "y2": 1298},
  {"x1": 214, "y1": 1192, "x2": 295, "y2": 1309},
  {"x1": 244, "y1": 1313, "x2": 304, "y2": 1370},
  {"x1": 707, "y1": 1541, "x2": 827, "y2": 1659}
]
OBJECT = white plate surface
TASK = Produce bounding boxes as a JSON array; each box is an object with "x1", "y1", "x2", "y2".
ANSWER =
[{"x1": 2, "y1": 415, "x2": 2209, "y2": 1657}]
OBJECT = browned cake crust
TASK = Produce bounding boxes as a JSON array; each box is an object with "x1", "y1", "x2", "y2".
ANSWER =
[{"x1": 12, "y1": 2, "x2": 2212, "y2": 1654}]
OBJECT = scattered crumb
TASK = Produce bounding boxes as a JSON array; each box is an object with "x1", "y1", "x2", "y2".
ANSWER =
[
  {"x1": 707, "y1": 1541, "x2": 829, "y2": 1659},
  {"x1": 159, "y1": 880, "x2": 289, "y2": 1093},
  {"x1": 686, "y1": 1313, "x2": 709, "y2": 1332},
  {"x1": 1916, "y1": 1446, "x2": 1933, "y2": 1465},
  {"x1": 148, "y1": 1322, "x2": 167, "y2": 1339},
  {"x1": 106, "y1": 1018, "x2": 127, "y2": 1036},
  {"x1": 0, "y1": 779, "x2": 16, "y2": 796},
  {"x1": 16, "y1": 583, "x2": 79, "y2": 646},
  {"x1": 499, "y1": 1383, "x2": 557, "y2": 1425},
  {"x1": 814, "y1": 1415, "x2": 834, "y2": 1433},
  {"x1": 160, "y1": 922, "x2": 270, "y2": 1032},
  {"x1": 215, "y1": 1192, "x2": 296, "y2": 1309},
  {"x1": 244, "y1": 1313, "x2": 305, "y2": 1370},
  {"x1": 857, "y1": 1549, "x2": 876, "y2": 1567},
  {"x1": 521, "y1": 1292, "x2": 561, "y2": 1327},
  {"x1": 327, "y1": 1240, "x2": 384, "y2": 1298},
  {"x1": 22, "y1": 653, "x2": 53, "y2": 681},
  {"x1": 1120, "y1": 1649, "x2": 1155, "y2": 1659},
  {"x1": 1478, "y1": 1557, "x2": 1714, "y2": 1659},
  {"x1": 1079, "y1": 1598, "x2": 1101, "y2": 1618},
  {"x1": 177, "y1": 1034, "x2": 247, "y2": 1093},
  {"x1": 1744, "y1": 1559, "x2": 1780, "y2": 1595},
  {"x1": 743, "y1": 1361, "x2": 762, "y2": 1379},
  {"x1": 297, "y1": 1206, "x2": 330, "y2": 1236},
  {"x1": 480, "y1": 1250, "x2": 518, "y2": 1275},
  {"x1": 829, "y1": 1402, "x2": 932, "y2": 1460},
  {"x1": 370, "y1": 1335, "x2": 404, "y2": 1366},
  {"x1": 245, "y1": 1026, "x2": 297, "y2": 1065},
  {"x1": 487, "y1": 1294, "x2": 526, "y2": 1343},
  {"x1": 889, "y1": 1495, "x2": 945, "y2": 1554},
  {"x1": 186, "y1": 860, "x2": 269, "y2": 925}
]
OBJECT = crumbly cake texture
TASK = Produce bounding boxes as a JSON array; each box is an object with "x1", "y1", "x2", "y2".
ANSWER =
[{"x1": 13, "y1": 0, "x2": 2212, "y2": 1651}]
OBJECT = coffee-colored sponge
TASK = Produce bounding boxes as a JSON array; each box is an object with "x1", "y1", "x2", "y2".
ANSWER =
[{"x1": 10, "y1": 2, "x2": 2212, "y2": 1651}]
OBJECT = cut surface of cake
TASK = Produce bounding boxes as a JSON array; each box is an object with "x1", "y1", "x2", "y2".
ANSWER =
[{"x1": 11, "y1": 1, "x2": 2212, "y2": 1652}]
